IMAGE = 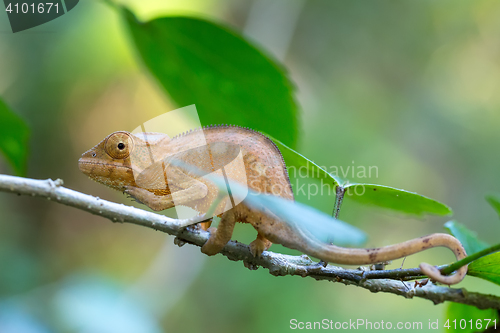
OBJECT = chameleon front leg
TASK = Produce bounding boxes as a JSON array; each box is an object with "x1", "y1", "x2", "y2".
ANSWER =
[
  {"x1": 201, "y1": 210, "x2": 236, "y2": 255},
  {"x1": 124, "y1": 186, "x2": 175, "y2": 211},
  {"x1": 124, "y1": 177, "x2": 208, "y2": 211}
]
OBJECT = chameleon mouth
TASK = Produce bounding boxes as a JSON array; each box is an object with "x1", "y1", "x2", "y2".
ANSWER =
[{"x1": 78, "y1": 159, "x2": 132, "y2": 175}]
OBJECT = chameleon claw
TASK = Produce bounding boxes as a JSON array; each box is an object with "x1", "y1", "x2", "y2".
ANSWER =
[
  {"x1": 173, "y1": 237, "x2": 186, "y2": 247},
  {"x1": 244, "y1": 261, "x2": 259, "y2": 270},
  {"x1": 249, "y1": 240, "x2": 265, "y2": 258},
  {"x1": 186, "y1": 223, "x2": 202, "y2": 232},
  {"x1": 201, "y1": 227, "x2": 222, "y2": 256}
]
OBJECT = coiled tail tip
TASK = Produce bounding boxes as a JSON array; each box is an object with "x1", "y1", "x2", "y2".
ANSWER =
[{"x1": 419, "y1": 262, "x2": 468, "y2": 285}]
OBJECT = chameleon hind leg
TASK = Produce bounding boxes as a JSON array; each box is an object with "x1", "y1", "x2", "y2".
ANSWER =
[
  {"x1": 249, "y1": 232, "x2": 272, "y2": 257},
  {"x1": 201, "y1": 210, "x2": 236, "y2": 255}
]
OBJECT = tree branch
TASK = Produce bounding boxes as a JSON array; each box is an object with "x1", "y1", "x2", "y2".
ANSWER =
[{"x1": 1, "y1": 174, "x2": 499, "y2": 309}]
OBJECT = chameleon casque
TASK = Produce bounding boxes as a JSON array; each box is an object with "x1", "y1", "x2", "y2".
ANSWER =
[{"x1": 79, "y1": 125, "x2": 467, "y2": 284}]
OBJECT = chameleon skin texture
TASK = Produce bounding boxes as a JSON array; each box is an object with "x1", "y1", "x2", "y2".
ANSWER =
[
  {"x1": 79, "y1": 125, "x2": 294, "y2": 255},
  {"x1": 79, "y1": 125, "x2": 467, "y2": 284}
]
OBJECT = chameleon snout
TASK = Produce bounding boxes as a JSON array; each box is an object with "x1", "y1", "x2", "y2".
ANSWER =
[
  {"x1": 78, "y1": 148, "x2": 97, "y2": 172},
  {"x1": 78, "y1": 156, "x2": 94, "y2": 176}
]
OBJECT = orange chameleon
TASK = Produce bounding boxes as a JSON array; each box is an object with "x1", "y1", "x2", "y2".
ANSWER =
[{"x1": 79, "y1": 125, "x2": 467, "y2": 284}]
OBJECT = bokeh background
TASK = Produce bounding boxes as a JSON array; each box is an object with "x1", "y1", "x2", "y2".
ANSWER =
[{"x1": 1, "y1": 0, "x2": 500, "y2": 332}]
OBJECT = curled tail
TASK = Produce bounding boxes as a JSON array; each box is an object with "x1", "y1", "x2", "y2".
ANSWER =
[
  {"x1": 249, "y1": 198, "x2": 467, "y2": 285},
  {"x1": 294, "y1": 232, "x2": 468, "y2": 285}
]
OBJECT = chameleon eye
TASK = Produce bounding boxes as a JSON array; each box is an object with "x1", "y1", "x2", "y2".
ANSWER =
[{"x1": 105, "y1": 131, "x2": 134, "y2": 159}]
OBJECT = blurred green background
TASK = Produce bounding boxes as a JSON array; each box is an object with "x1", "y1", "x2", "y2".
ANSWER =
[{"x1": 1, "y1": 0, "x2": 500, "y2": 332}]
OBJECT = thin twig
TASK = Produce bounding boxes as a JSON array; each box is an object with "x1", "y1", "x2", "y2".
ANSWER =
[
  {"x1": 1, "y1": 174, "x2": 499, "y2": 309},
  {"x1": 442, "y1": 244, "x2": 500, "y2": 275}
]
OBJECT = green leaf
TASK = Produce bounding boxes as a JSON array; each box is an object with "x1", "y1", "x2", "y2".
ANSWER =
[
  {"x1": 467, "y1": 252, "x2": 500, "y2": 286},
  {"x1": 445, "y1": 302, "x2": 498, "y2": 333},
  {"x1": 0, "y1": 99, "x2": 29, "y2": 176},
  {"x1": 343, "y1": 183, "x2": 452, "y2": 216},
  {"x1": 486, "y1": 194, "x2": 500, "y2": 220},
  {"x1": 257, "y1": 137, "x2": 452, "y2": 218},
  {"x1": 122, "y1": 8, "x2": 298, "y2": 148},
  {"x1": 269, "y1": 135, "x2": 340, "y2": 187},
  {"x1": 444, "y1": 221, "x2": 489, "y2": 255}
]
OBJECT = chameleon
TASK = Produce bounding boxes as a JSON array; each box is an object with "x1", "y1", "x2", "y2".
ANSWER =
[{"x1": 78, "y1": 125, "x2": 467, "y2": 285}]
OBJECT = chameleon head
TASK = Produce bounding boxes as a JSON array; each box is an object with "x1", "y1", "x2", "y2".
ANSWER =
[{"x1": 78, "y1": 131, "x2": 136, "y2": 191}]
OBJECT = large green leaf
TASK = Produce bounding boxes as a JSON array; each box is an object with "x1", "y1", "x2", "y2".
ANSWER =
[
  {"x1": 445, "y1": 302, "x2": 498, "y2": 333},
  {"x1": 0, "y1": 99, "x2": 29, "y2": 176},
  {"x1": 444, "y1": 221, "x2": 489, "y2": 255},
  {"x1": 343, "y1": 183, "x2": 452, "y2": 216},
  {"x1": 486, "y1": 194, "x2": 500, "y2": 220},
  {"x1": 267, "y1": 137, "x2": 451, "y2": 217},
  {"x1": 467, "y1": 252, "x2": 500, "y2": 286},
  {"x1": 122, "y1": 8, "x2": 298, "y2": 147}
]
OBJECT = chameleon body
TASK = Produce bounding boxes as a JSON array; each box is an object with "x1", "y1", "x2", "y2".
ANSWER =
[{"x1": 79, "y1": 125, "x2": 467, "y2": 284}]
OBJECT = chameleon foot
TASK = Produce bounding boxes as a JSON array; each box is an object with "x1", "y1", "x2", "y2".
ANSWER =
[
  {"x1": 201, "y1": 227, "x2": 223, "y2": 256},
  {"x1": 244, "y1": 261, "x2": 259, "y2": 270},
  {"x1": 249, "y1": 237, "x2": 272, "y2": 257},
  {"x1": 173, "y1": 237, "x2": 186, "y2": 247}
]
